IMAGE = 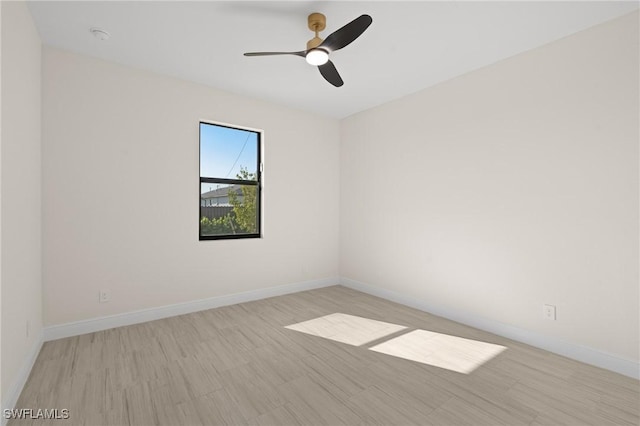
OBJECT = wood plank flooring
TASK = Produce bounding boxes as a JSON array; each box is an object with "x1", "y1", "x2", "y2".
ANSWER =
[{"x1": 10, "y1": 286, "x2": 640, "y2": 425}]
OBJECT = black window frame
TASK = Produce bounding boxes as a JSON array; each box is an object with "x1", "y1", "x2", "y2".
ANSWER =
[{"x1": 199, "y1": 121, "x2": 262, "y2": 241}]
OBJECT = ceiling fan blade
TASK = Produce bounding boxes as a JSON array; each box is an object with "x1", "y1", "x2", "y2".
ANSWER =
[
  {"x1": 244, "y1": 51, "x2": 306, "y2": 57},
  {"x1": 318, "y1": 60, "x2": 343, "y2": 87},
  {"x1": 320, "y1": 14, "x2": 372, "y2": 52}
]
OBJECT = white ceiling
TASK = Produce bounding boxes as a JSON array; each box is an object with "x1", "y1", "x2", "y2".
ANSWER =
[{"x1": 28, "y1": 1, "x2": 638, "y2": 119}]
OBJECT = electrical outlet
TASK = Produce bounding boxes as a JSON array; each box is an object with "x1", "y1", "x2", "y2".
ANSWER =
[
  {"x1": 99, "y1": 289, "x2": 111, "y2": 303},
  {"x1": 543, "y1": 304, "x2": 556, "y2": 320}
]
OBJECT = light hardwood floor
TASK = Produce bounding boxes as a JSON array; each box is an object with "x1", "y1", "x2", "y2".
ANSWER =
[{"x1": 11, "y1": 286, "x2": 640, "y2": 425}]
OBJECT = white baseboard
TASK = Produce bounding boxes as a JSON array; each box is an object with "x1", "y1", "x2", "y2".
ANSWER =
[
  {"x1": 36, "y1": 275, "x2": 640, "y2": 380},
  {"x1": 340, "y1": 277, "x2": 639, "y2": 380},
  {"x1": 2, "y1": 332, "x2": 44, "y2": 426},
  {"x1": 44, "y1": 277, "x2": 338, "y2": 341}
]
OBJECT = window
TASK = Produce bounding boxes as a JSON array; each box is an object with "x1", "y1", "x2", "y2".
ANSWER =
[{"x1": 199, "y1": 121, "x2": 261, "y2": 240}]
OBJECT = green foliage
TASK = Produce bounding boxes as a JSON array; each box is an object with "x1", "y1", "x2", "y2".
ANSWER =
[
  {"x1": 200, "y1": 215, "x2": 234, "y2": 235},
  {"x1": 228, "y1": 167, "x2": 257, "y2": 234},
  {"x1": 201, "y1": 166, "x2": 257, "y2": 236}
]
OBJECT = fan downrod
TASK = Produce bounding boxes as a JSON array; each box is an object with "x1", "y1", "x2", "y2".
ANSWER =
[{"x1": 307, "y1": 13, "x2": 326, "y2": 50}]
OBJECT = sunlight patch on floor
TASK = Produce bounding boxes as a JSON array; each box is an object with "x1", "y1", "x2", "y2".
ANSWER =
[
  {"x1": 285, "y1": 313, "x2": 508, "y2": 374},
  {"x1": 369, "y1": 329, "x2": 507, "y2": 374},
  {"x1": 285, "y1": 313, "x2": 407, "y2": 346}
]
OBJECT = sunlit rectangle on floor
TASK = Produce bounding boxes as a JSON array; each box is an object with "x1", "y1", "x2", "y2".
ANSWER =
[
  {"x1": 369, "y1": 329, "x2": 507, "y2": 374},
  {"x1": 285, "y1": 313, "x2": 407, "y2": 346}
]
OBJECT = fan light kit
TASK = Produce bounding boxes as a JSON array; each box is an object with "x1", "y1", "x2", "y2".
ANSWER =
[
  {"x1": 244, "y1": 13, "x2": 373, "y2": 87},
  {"x1": 306, "y1": 49, "x2": 329, "y2": 66}
]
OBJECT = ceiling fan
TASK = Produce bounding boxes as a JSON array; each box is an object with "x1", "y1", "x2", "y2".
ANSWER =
[{"x1": 244, "y1": 13, "x2": 373, "y2": 87}]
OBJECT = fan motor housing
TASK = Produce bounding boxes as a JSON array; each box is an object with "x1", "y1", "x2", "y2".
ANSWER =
[{"x1": 307, "y1": 36, "x2": 323, "y2": 50}]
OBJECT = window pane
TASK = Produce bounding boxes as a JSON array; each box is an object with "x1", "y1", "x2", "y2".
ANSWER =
[
  {"x1": 200, "y1": 123, "x2": 258, "y2": 179},
  {"x1": 200, "y1": 182, "x2": 258, "y2": 237}
]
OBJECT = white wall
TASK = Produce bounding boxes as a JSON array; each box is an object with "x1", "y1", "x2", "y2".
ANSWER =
[
  {"x1": 0, "y1": 1, "x2": 3, "y2": 406},
  {"x1": 340, "y1": 12, "x2": 639, "y2": 363},
  {"x1": 42, "y1": 48, "x2": 340, "y2": 326},
  {"x1": 1, "y1": 0, "x2": 43, "y2": 400}
]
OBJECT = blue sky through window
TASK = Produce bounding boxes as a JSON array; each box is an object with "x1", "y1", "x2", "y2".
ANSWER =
[{"x1": 200, "y1": 123, "x2": 258, "y2": 181}]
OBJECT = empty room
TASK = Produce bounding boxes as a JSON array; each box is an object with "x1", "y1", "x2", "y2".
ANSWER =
[{"x1": 1, "y1": 1, "x2": 638, "y2": 425}]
